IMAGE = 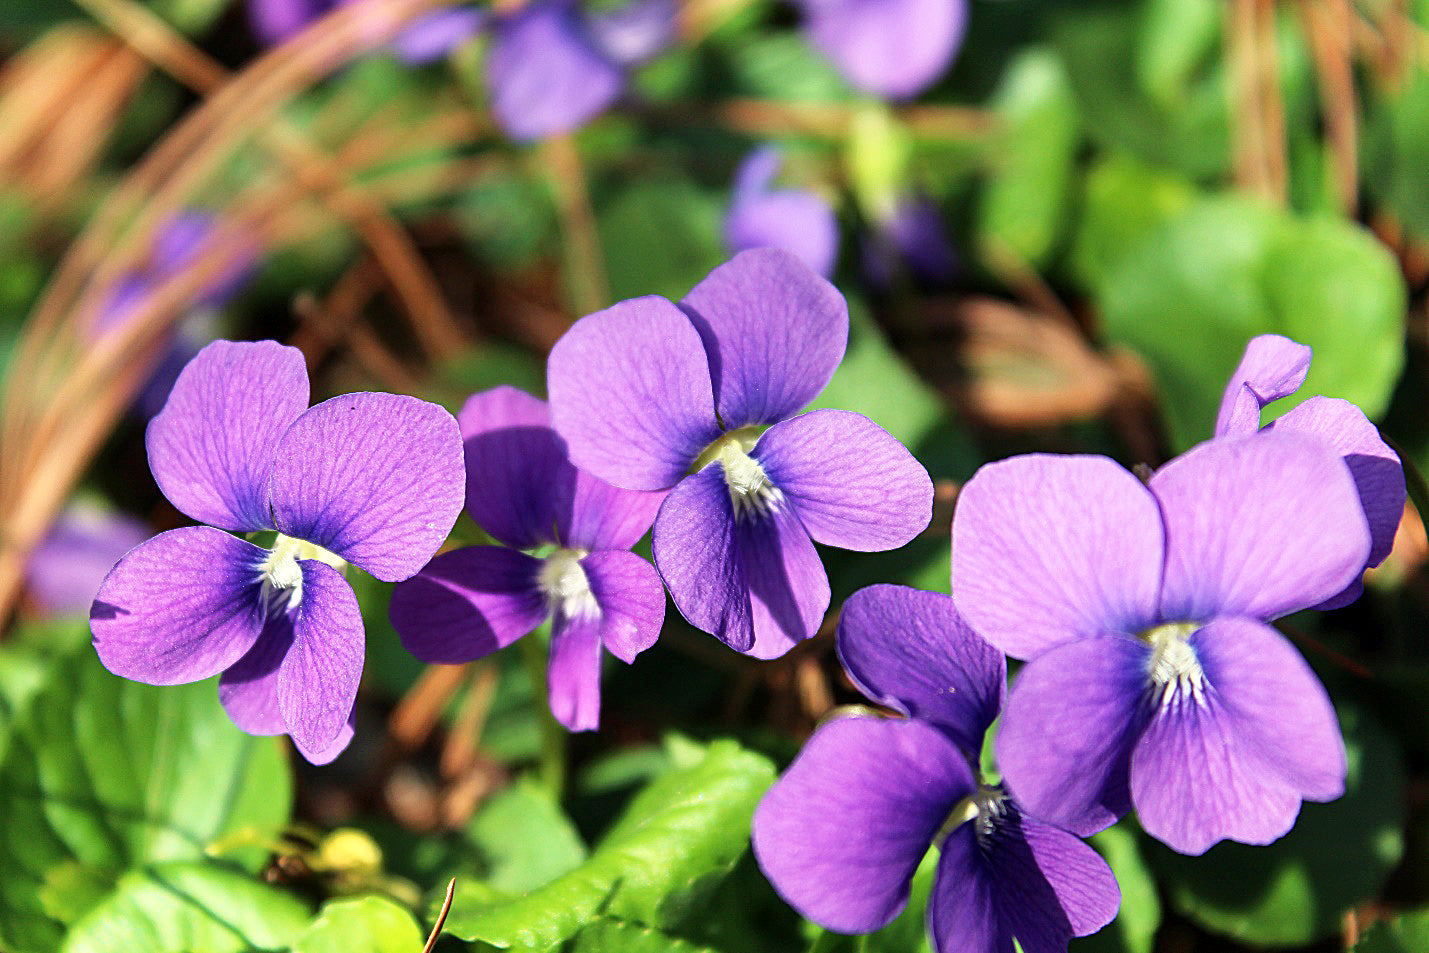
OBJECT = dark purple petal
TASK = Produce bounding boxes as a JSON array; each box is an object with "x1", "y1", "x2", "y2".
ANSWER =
[
  {"x1": 680, "y1": 248, "x2": 848, "y2": 429},
  {"x1": 458, "y1": 386, "x2": 570, "y2": 549},
  {"x1": 390, "y1": 546, "x2": 547, "y2": 664},
  {"x1": 582, "y1": 549, "x2": 665, "y2": 663},
  {"x1": 90, "y1": 527, "x2": 267, "y2": 685},
  {"x1": 1272, "y1": 396, "x2": 1404, "y2": 571},
  {"x1": 1214, "y1": 334, "x2": 1312, "y2": 438},
  {"x1": 248, "y1": 0, "x2": 332, "y2": 45},
  {"x1": 276, "y1": 560, "x2": 363, "y2": 763},
  {"x1": 1194, "y1": 616, "x2": 1346, "y2": 802},
  {"x1": 152, "y1": 212, "x2": 257, "y2": 306},
  {"x1": 837, "y1": 584, "x2": 1004, "y2": 753},
  {"x1": 269, "y1": 393, "x2": 465, "y2": 582},
  {"x1": 798, "y1": 0, "x2": 968, "y2": 99},
  {"x1": 584, "y1": 0, "x2": 676, "y2": 66},
  {"x1": 390, "y1": 8, "x2": 484, "y2": 63},
  {"x1": 755, "y1": 409, "x2": 932, "y2": 551},
  {"x1": 987, "y1": 813, "x2": 1121, "y2": 953},
  {"x1": 753, "y1": 715, "x2": 974, "y2": 935},
  {"x1": 926, "y1": 825, "x2": 1001, "y2": 953},
  {"x1": 873, "y1": 193, "x2": 958, "y2": 287},
  {"x1": 146, "y1": 340, "x2": 310, "y2": 531},
  {"x1": 1152, "y1": 431, "x2": 1371, "y2": 622},
  {"x1": 548, "y1": 295, "x2": 721, "y2": 492},
  {"x1": 725, "y1": 147, "x2": 840, "y2": 278},
  {"x1": 996, "y1": 635, "x2": 1148, "y2": 836},
  {"x1": 218, "y1": 617, "x2": 294, "y2": 736},
  {"x1": 487, "y1": 0, "x2": 623, "y2": 141},
  {"x1": 306, "y1": 714, "x2": 357, "y2": 766},
  {"x1": 566, "y1": 477, "x2": 664, "y2": 552},
  {"x1": 951, "y1": 454, "x2": 1163, "y2": 660},
  {"x1": 27, "y1": 502, "x2": 148, "y2": 614},
  {"x1": 653, "y1": 467, "x2": 829, "y2": 658},
  {"x1": 548, "y1": 611, "x2": 603, "y2": 731}
]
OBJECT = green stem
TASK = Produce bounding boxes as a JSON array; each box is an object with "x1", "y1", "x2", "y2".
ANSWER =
[{"x1": 517, "y1": 633, "x2": 567, "y2": 797}]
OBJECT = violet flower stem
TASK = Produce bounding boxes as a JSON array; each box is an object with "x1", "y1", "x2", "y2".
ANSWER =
[{"x1": 518, "y1": 630, "x2": 567, "y2": 797}]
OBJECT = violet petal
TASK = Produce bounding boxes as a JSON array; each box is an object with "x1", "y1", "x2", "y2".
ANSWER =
[
  {"x1": 219, "y1": 617, "x2": 294, "y2": 736},
  {"x1": 390, "y1": 546, "x2": 547, "y2": 664},
  {"x1": 725, "y1": 147, "x2": 840, "y2": 278},
  {"x1": 459, "y1": 386, "x2": 572, "y2": 550},
  {"x1": 276, "y1": 560, "x2": 364, "y2": 762},
  {"x1": 146, "y1": 340, "x2": 309, "y2": 532},
  {"x1": 27, "y1": 502, "x2": 149, "y2": 615},
  {"x1": 391, "y1": 8, "x2": 484, "y2": 63},
  {"x1": 584, "y1": 0, "x2": 676, "y2": 66},
  {"x1": 753, "y1": 715, "x2": 974, "y2": 935},
  {"x1": 548, "y1": 295, "x2": 721, "y2": 492},
  {"x1": 548, "y1": 611, "x2": 603, "y2": 732},
  {"x1": 680, "y1": 248, "x2": 848, "y2": 429},
  {"x1": 926, "y1": 825, "x2": 1002, "y2": 953},
  {"x1": 91, "y1": 527, "x2": 268, "y2": 686},
  {"x1": 837, "y1": 583, "x2": 1004, "y2": 754},
  {"x1": 755, "y1": 409, "x2": 932, "y2": 551},
  {"x1": 269, "y1": 392, "x2": 465, "y2": 582},
  {"x1": 951, "y1": 454, "x2": 1164, "y2": 660},
  {"x1": 1214, "y1": 333, "x2": 1312, "y2": 438},
  {"x1": 995, "y1": 635, "x2": 1148, "y2": 837},
  {"x1": 582, "y1": 549, "x2": 665, "y2": 664},
  {"x1": 988, "y1": 812, "x2": 1121, "y2": 953},
  {"x1": 1151, "y1": 431, "x2": 1371, "y2": 622},
  {"x1": 798, "y1": 0, "x2": 968, "y2": 99},
  {"x1": 248, "y1": 0, "x2": 331, "y2": 46}
]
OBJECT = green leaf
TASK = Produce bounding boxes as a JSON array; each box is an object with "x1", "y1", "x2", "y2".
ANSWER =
[
  {"x1": 569, "y1": 917, "x2": 722, "y2": 953},
  {"x1": 293, "y1": 895, "x2": 426, "y2": 953},
  {"x1": 442, "y1": 739, "x2": 776, "y2": 950},
  {"x1": 60, "y1": 861, "x2": 309, "y2": 953},
  {"x1": 1072, "y1": 824, "x2": 1159, "y2": 953},
  {"x1": 720, "y1": 34, "x2": 849, "y2": 102},
  {"x1": 0, "y1": 647, "x2": 293, "y2": 952},
  {"x1": 467, "y1": 779, "x2": 588, "y2": 894},
  {"x1": 976, "y1": 50, "x2": 1081, "y2": 268},
  {"x1": 598, "y1": 179, "x2": 727, "y2": 304},
  {"x1": 1068, "y1": 153, "x2": 1195, "y2": 292},
  {"x1": 1147, "y1": 705, "x2": 1407, "y2": 947},
  {"x1": 1365, "y1": 71, "x2": 1429, "y2": 245},
  {"x1": 1352, "y1": 909, "x2": 1429, "y2": 953}
]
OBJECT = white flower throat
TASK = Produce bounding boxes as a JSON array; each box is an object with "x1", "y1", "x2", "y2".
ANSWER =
[
  {"x1": 1140, "y1": 621, "x2": 1206, "y2": 706},
  {"x1": 540, "y1": 548, "x2": 598, "y2": 620},
  {"x1": 694, "y1": 427, "x2": 782, "y2": 519},
  {"x1": 257, "y1": 534, "x2": 345, "y2": 615}
]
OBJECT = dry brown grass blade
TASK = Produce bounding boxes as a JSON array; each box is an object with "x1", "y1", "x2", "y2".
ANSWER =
[
  {"x1": 539, "y1": 134, "x2": 608, "y2": 317},
  {"x1": 1298, "y1": 0, "x2": 1360, "y2": 215}
]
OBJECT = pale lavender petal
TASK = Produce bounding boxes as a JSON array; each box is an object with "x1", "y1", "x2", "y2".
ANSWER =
[
  {"x1": 584, "y1": 0, "x2": 676, "y2": 66},
  {"x1": 391, "y1": 9, "x2": 484, "y2": 63},
  {"x1": 1194, "y1": 616, "x2": 1346, "y2": 802},
  {"x1": 680, "y1": 248, "x2": 848, "y2": 429},
  {"x1": 458, "y1": 386, "x2": 570, "y2": 549},
  {"x1": 248, "y1": 0, "x2": 331, "y2": 45},
  {"x1": 1214, "y1": 334, "x2": 1312, "y2": 437},
  {"x1": 798, "y1": 0, "x2": 968, "y2": 99},
  {"x1": 306, "y1": 714, "x2": 356, "y2": 766},
  {"x1": 90, "y1": 527, "x2": 267, "y2": 685},
  {"x1": 582, "y1": 549, "x2": 665, "y2": 663},
  {"x1": 988, "y1": 813, "x2": 1121, "y2": 952},
  {"x1": 837, "y1": 583, "x2": 1003, "y2": 753},
  {"x1": 277, "y1": 560, "x2": 363, "y2": 763},
  {"x1": 1272, "y1": 396, "x2": 1405, "y2": 571},
  {"x1": 1152, "y1": 431, "x2": 1371, "y2": 622},
  {"x1": 725, "y1": 148, "x2": 839, "y2": 278},
  {"x1": 548, "y1": 612, "x2": 603, "y2": 731},
  {"x1": 927, "y1": 825, "x2": 1002, "y2": 953},
  {"x1": 755, "y1": 409, "x2": 932, "y2": 551},
  {"x1": 951, "y1": 454, "x2": 1163, "y2": 660},
  {"x1": 390, "y1": 546, "x2": 547, "y2": 664},
  {"x1": 27, "y1": 502, "x2": 148, "y2": 614},
  {"x1": 753, "y1": 715, "x2": 974, "y2": 935},
  {"x1": 218, "y1": 618, "x2": 293, "y2": 736},
  {"x1": 996, "y1": 635, "x2": 1148, "y2": 836},
  {"x1": 146, "y1": 340, "x2": 310, "y2": 532},
  {"x1": 269, "y1": 393, "x2": 465, "y2": 582},
  {"x1": 548, "y1": 295, "x2": 721, "y2": 492},
  {"x1": 487, "y1": 0, "x2": 623, "y2": 141}
]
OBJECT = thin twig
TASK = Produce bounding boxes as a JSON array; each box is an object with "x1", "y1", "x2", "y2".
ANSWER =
[{"x1": 421, "y1": 878, "x2": 457, "y2": 953}]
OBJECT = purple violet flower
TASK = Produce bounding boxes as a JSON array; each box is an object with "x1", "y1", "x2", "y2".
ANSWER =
[
  {"x1": 725, "y1": 146, "x2": 840, "y2": 278},
  {"x1": 389, "y1": 386, "x2": 666, "y2": 731},
  {"x1": 951, "y1": 429, "x2": 1373, "y2": 854},
  {"x1": 89, "y1": 340, "x2": 465, "y2": 764},
  {"x1": 753, "y1": 584, "x2": 1120, "y2": 953},
  {"x1": 547, "y1": 248, "x2": 934, "y2": 658},
  {"x1": 862, "y1": 191, "x2": 959, "y2": 289},
  {"x1": 486, "y1": 0, "x2": 675, "y2": 141},
  {"x1": 247, "y1": 0, "x2": 484, "y2": 65},
  {"x1": 794, "y1": 0, "x2": 969, "y2": 100},
  {"x1": 1215, "y1": 334, "x2": 1406, "y2": 609},
  {"x1": 27, "y1": 501, "x2": 148, "y2": 615}
]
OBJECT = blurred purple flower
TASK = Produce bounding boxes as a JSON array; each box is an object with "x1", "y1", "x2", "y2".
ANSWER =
[
  {"x1": 247, "y1": 0, "x2": 484, "y2": 64},
  {"x1": 753, "y1": 585, "x2": 1120, "y2": 953},
  {"x1": 952, "y1": 432, "x2": 1371, "y2": 854},
  {"x1": 389, "y1": 386, "x2": 666, "y2": 732},
  {"x1": 1215, "y1": 333, "x2": 1405, "y2": 608},
  {"x1": 487, "y1": 0, "x2": 675, "y2": 141},
  {"x1": 724, "y1": 146, "x2": 839, "y2": 278},
  {"x1": 90, "y1": 340, "x2": 465, "y2": 763},
  {"x1": 547, "y1": 249, "x2": 933, "y2": 658},
  {"x1": 794, "y1": 0, "x2": 969, "y2": 99},
  {"x1": 862, "y1": 191, "x2": 958, "y2": 289},
  {"x1": 27, "y1": 501, "x2": 148, "y2": 615}
]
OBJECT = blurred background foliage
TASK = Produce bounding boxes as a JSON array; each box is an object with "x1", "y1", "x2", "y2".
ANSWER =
[{"x1": 1, "y1": 0, "x2": 1429, "y2": 951}]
